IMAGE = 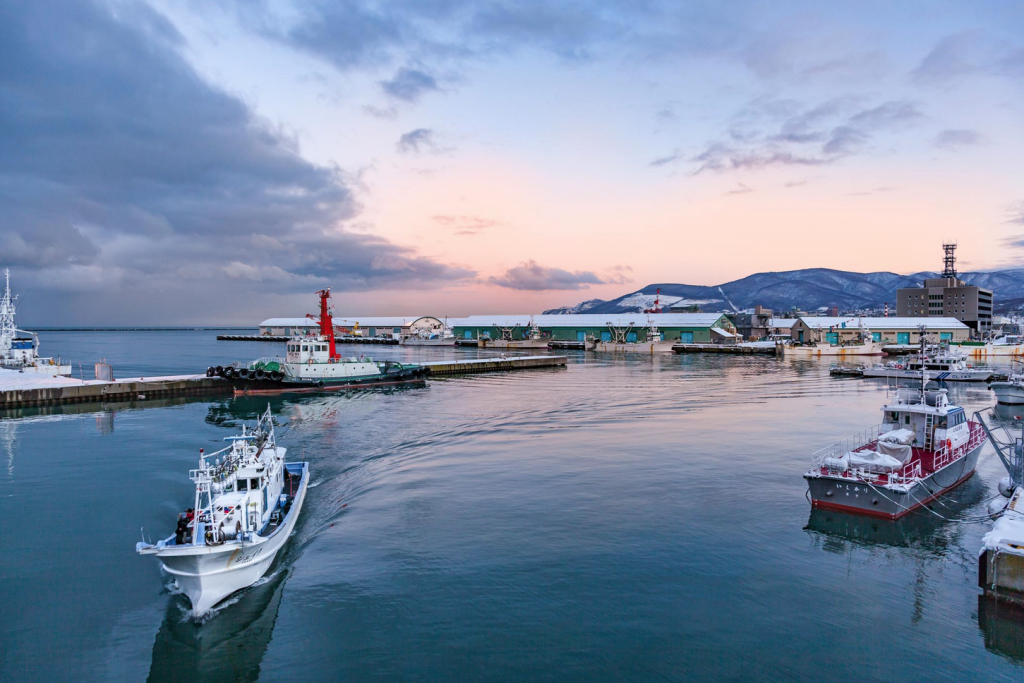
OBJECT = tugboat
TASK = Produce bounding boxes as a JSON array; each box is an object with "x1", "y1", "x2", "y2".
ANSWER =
[
  {"x1": 0, "y1": 269, "x2": 71, "y2": 377},
  {"x1": 860, "y1": 345, "x2": 994, "y2": 382},
  {"x1": 211, "y1": 289, "x2": 428, "y2": 395},
  {"x1": 804, "y1": 333, "x2": 987, "y2": 519},
  {"x1": 137, "y1": 406, "x2": 308, "y2": 616}
]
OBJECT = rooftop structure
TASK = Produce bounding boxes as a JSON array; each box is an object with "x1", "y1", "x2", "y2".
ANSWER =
[
  {"x1": 452, "y1": 313, "x2": 736, "y2": 344},
  {"x1": 259, "y1": 316, "x2": 444, "y2": 338},
  {"x1": 897, "y1": 244, "x2": 993, "y2": 333}
]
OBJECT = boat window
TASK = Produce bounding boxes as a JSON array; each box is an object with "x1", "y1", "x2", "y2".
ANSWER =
[
  {"x1": 937, "y1": 416, "x2": 947, "y2": 428},
  {"x1": 238, "y1": 479, "x2": 248, "y2": 492},
  {"x1": 251, "y1": 478, "x2": 260, "y2": 490},
  {"x1": 302, "y1": 345, "x2": 308, "y2": 351},
  {"x1": 904, "y1": 415, "x2": 911, "y2": 426},
  {"x1": 886, "y1": 411, "x2": 900, "y2": 423}
]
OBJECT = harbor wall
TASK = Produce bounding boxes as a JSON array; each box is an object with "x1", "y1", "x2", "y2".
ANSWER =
[{"x1": 0, "y1": 376, "x2": 229, "y2": 408}]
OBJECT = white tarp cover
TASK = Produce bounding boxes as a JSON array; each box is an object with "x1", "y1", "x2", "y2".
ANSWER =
[
  {"x1": 880, "y1": 429, "x2": 915, "y2": 445},
  {"x1": 845, "y1": 449, "x2": 904, "y2": 472}
]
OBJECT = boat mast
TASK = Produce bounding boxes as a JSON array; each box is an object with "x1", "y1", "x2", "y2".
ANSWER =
[
  {"x1": 307, "y1": 288, "x2": 339, "y2": 360},
  {"x1": 0, "y1": 269, "x2": 15, "y2": 358}
]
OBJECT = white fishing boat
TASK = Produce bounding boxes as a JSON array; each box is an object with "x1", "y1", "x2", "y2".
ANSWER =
[
  {"x1": 861, "y1": 346, "x2": 994, "y2": 382},
  {"x1": 991, "y1": 362, "x2": 1024, "y2": 404},
  {"x1": 586, "y1": 318, "x2": 676, "y2": 354},
  {"x1": 0, "y1": 269, "x2": 71, "y2": 377},
  {"x1": 137, "y1": 406, "x2": 309, "y2": 616},
  {"x1": 958, "y1": 335, "x2": 1024, "y2": 358},
  {"x1": 785, "y1": 321, "x2": 886, "y2": 357},
  {"x1": 481, "y1": 319, "x2": 550, "y2": 349},
  {"x1": 401, "y1": 328, "x2": 456, "y2": 346}
]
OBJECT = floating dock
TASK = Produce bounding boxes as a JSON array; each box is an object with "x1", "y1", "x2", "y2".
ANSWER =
[
  {"x1": 421, "y1": 355, "x2": 567, "y2": 376},
  {"x1": 548, "y1": 340, "x2": 585, "y2": 350},
  {"x1": 673, "y1": 343, "x2": 779, "y2": 355}
]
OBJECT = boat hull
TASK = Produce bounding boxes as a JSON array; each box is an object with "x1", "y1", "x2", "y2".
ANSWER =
[
  {"x1": 228, "y1": 366, "x2": 428, "y2": 395},
  {"x1": 804, "y1": 443, "x2": 982, "y2": 519},
  {"x1": 480, "y1": 339, "x2": 550, "y2": 349},
  {"x1": 154, "y1": 463, "x2": 309, "y2": 615},
  {"x1": 959, "y1": 344, "x2": 1024, "y2": 357},
  {"x1": 991, "y1": 381, "x2": 1024, "y2": 405},
  {"x1": 860, "y1": 368, "x2": 992, "y2": 382},
  {"x1": 786, "y1": 342, "x2": 886, "y2": 357},
  {"x1": 588, "y1": 341, "x2": 676, "y2": 354},
  {"x1": 401, "y1": 338, "x2": 456, "y2": 346}
]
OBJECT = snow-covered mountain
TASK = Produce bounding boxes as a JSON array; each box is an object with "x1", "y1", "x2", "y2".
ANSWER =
[
  {"x1": 545, "y1": 268, "x2": 1024, "y2": 315},
  {"x1": 541, "y1": 298, "x2": 606, "y2": 315}
]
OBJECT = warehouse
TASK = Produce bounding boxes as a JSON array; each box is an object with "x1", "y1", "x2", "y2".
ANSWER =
[
  {"x1": 451, "y1": 313, "x2": 737, "y2": 343},
  {"x1": 789, "y1": 317, "x2": 970, "y2": 345},
  {"x1": 259, "y1": 316, "x2": 444, "y2": 338}
]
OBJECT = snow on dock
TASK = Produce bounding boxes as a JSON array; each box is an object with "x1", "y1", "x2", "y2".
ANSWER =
[{"x1": 0, "y1": 369, "x2": 228, "y2": 408}]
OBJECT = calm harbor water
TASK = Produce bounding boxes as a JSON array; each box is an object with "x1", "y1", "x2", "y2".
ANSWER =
[{"x1": 2, "y1": 331, "x2": 1023, "y2": 681}]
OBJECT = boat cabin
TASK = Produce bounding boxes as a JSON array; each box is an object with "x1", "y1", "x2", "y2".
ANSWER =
[
  {"x1": 881, "y1": 388, "x2": 970, "y2": 452},
  {"x1": 286, "y1": 337, "x2": 332, "y2": 364}
]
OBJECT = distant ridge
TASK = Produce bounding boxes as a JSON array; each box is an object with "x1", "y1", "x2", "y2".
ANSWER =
[{"x1": 543, "y1": 268, "x2": 1024, "y2": 315}]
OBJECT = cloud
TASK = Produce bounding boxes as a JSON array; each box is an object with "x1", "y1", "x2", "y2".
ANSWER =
[
  {"x1": 397, "y1": 128, "x2": 452, "y2": 154},
  {"x1": 432, "y1": 214, "x2": 502, "y2": 235},
  {"x1": 934, "y1": 128, "x2": 986, "y2": 150},
  {"x1": 380, "y1": 67, "x2": 439, "y2": 102},
  {"x1": 912, "y1": 32, "x2": 983, "y2": 85},
  {"x1": 726, "y1": 183, "x2": 753, "y2": 195},
  {"x1": 678, "y1": 98, "x2": 926, "y2": 174},
  {"x1": 649, "y1": 150, "x2": 683, "y2": 167},
  {"x1": 0, "y1": 0, "x2": 474, "y2": 322},
  {"x1": 488, "y1": 260, "x2": 608, "y2": 290}
]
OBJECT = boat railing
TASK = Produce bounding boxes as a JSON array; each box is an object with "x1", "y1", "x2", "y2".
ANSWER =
[
  {"x1": 932, "y1": 421, "x2": 987, "y2": 471},
  {"x1": 890, "y1": 461, "x2": 922, "y2": 485},
  {"x1": 811, "y1": 424, "x2": 884, "y2": 470}
]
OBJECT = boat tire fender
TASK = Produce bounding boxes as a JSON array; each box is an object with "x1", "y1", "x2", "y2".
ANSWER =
[{"x1": 254, "y1": 369, "x2": 266, "y2": 380}]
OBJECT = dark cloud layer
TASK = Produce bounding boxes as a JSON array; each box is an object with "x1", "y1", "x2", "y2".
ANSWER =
[
  {"x1": 0, "y1": 0, "x2": 473, "y2": 322},
  {"x1": 488, "y1": 260, "x2": 607, "y2": 291},
  {"x1": 380, "y1": 67, "x2": 439, "y2": 102}
]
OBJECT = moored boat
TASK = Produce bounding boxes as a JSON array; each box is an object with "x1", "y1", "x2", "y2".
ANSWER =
[
  {"x1": 957, "y1": 335, "x2": 1024, "y2": 358},
  {"x1": 0, "y1": 269, "x2": 71, "y2": 377},
  {"x1": 137, "y1": 406, "x2": 308, "y2": 616},
  {"x1": 861, "y1": 347, "x2": 994, "y2": 382},
  {"x1": 586, "y1": 319, "x2": 676, "y2": 354},
  {"x1": 480, "y1": 320, "x2": 550, "y2": 349},
  {"x1": 991, "y1": 364, "x2": 1024, "y2": 404},
  {"x1": 212, "y1": 289, "x2": 428, "y2": 394},
  {"x1": 804, "y1": 335, "x2": 986, "y2": 519}
]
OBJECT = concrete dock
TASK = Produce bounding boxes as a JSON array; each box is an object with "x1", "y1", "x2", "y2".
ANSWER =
[
  {"x1": 0, "y1": 370, "x2": 229, "y2": 408},
  {"x1": 0, "y1": 356, "x2": 568, "y2": 408},
  {"x1": 218, "y1": 334, "x2": 399, "y2": 345},
  {"x1": 421, "y1": 355, "x2": 567, "y2": 376}
]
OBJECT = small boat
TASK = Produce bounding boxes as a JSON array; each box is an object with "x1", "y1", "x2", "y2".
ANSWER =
[
  {"x1": 804, "y1": 337, "x2": 986, "y2": 519},
  {"x1": 991, "y1": 362, "x2": 1024, "y2": 404},
  {"x1": 0, "y1": 269, "x2": 71, "y2": 377},
  {"x1": 211, "y1": 289, "x2": 428, "y2": 394},
  {"x1": 829, "y1": 366, "x2": 864, "y2": 378},
  {"x1": 586, "y1": 318, "x2": 676, "y2": 354},
  {"x1": 861, "y1": 346, "x2": 994, "y2": 382},
  {"x1": 137, "y1": 406, "x2": 308, "y2": 616},
  {"x1": 785, "y1": 320, "x2": 886, "y2": 357},
  {"x1": 481, "y1": 319, "x2": 550, "y2": 349}
]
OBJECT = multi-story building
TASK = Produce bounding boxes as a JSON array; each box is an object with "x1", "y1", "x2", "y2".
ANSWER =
[{"x1": 896, "y1": 243, "x2": 993, "y2": 333}]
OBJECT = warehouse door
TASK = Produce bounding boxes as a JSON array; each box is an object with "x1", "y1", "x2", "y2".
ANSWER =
[
  {"x1": 601, "y1": 331, "x2": 612, "y2": 342},
  {"x1": 626, "y1": 332, "x2": 638, "y2": 342},
  {"x1": 897, "y1": 332, "x2": 910, "y2": 344},
  {"x1": 680, "y1": 332, "x2": 694, "y2": 344},
  {"x1": 825, "y1": 333, "x2": 838, "y2": 344},
  {"x1": 872, "y1": 332, "x2": 881, "y2": 341},
  {"x1": 940, "y1": 332, "x2": 952, "y2": 341},
  {"x1": 464, "y1": 330, "x2": 473, "y2": 339},
  {"x1": 576, "y1": 331, "x2": 586, "y2": 341}
]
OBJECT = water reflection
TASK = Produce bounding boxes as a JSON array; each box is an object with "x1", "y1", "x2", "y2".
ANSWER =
[
  {"x1": 978, "y1": 596, "x2": 1024, "y2": 664},
  {"x1": 147, "y1": 569, "x2": 289, "y2": 683}
]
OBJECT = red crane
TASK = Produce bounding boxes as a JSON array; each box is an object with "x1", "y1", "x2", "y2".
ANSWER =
[{"x1": 306, "y1": 288, "x2": 339, "y2": 359}]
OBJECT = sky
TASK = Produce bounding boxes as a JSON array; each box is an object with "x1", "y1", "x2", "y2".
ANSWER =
[{"x1": 2, "y1": 0, "x2": 1023, "y2": 325}]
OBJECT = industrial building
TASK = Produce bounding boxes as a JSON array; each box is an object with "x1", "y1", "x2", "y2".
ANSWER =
[
  {"x1": 259, "y1": 316, "x2": 445, "y2": 338},
  {"x1": 789, "y1": 316, "x2": 970, "y2": 345},
  {"x1": 897, "y1": 243, "x2": 993, "y2": 333},
  {"x1": 451, "y1": 313, "x2": 737, "y2": 343}
]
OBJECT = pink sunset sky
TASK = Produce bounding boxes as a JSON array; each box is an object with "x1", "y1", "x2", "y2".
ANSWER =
[{"x1": 3, "y1": 1, "x2": 1024, "y2": 324}]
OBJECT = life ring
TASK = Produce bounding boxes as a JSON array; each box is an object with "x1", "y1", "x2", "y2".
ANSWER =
[
  {"x1": 894, "y1": 364, "x2": 904, "y2": 370},
  {"x1": 946, "y1": 439, "x2": 952, "y2": 450}
]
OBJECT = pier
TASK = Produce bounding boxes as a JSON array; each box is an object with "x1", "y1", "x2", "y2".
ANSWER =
[
  {"x1": 0, "y1": 370, "x2": 229, "y2": 408},
  {"x1": 218, "y1": 334, "x2": 399, "y2": 345},
  {"x1": 421, "y1": 355, "x2": 567, "y2": 376}
]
